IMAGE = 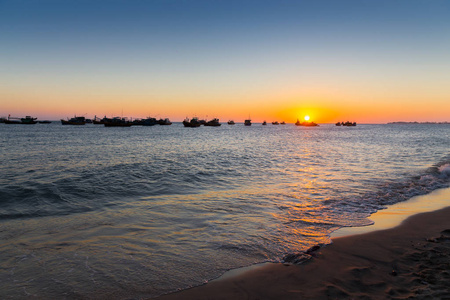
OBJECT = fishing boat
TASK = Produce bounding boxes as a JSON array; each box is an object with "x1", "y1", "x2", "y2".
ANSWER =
[
  {"x1": 93, "y1": 116, "x2": 108, "y2": 124},
  {"x1": 227, "y1": 120, "x2": 235, "y2": 125},
  {"x1": 280, "y1": 121, "x2": 286, "y2": 125},
  {"x1": 61, "y1": 116, "x2": 86, "y2": 125},
  {"x1": 272, "y1": 121, "x2": 279, "y2": 125},
  {"x1": 183, "y1": 117, "x2": 201, "y2": 127},
  {"x1": 133, "y1": 117, "x2": 157, "y2": 126},
  {"x1": 38, "y1": 120, "x2": 52, "y2": 124},
  {"x1": 103, "y1": 117, "x2": 133, "y2": 127},
  {"x1": 244, "y1": 119, "x2": 252, "y2": 126},
  {"x1": 204, "y1": 118, "x2": 221, "y2": 127},
  {"x1": 262, "y1": 121, "x2": 267, "y2": 125},
  {"x1": 158, "y1": 118, "x2": 172, "y2": 125},
  {"x1": 4, "y1": 115, "x2": 37, "y2": 124}
]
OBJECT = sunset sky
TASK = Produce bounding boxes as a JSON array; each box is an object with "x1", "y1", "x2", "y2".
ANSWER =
[{"x1": 1, "y1": 0, "x2": 449, "y2": 123}]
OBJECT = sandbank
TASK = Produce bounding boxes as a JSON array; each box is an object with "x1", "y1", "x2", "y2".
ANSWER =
[{"x1": 152, "y1": 188, "x2": 450, "y2": 299}]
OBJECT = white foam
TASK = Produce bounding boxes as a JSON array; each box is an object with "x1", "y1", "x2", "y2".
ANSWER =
[
  {"x1": 438, "y1": 163, "x2": 450, "y2": 177},
  {"x1": 332, "y1": 187, "x2": 450, "y2": 238}
]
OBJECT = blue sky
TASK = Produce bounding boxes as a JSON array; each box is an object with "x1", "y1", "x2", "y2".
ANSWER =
[{"x1": 1, "y1": 0, "x2": 449, "y2": 122}]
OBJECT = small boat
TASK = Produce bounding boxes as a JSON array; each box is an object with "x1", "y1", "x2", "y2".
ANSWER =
[
  {"x1": 61, "y1": 116, "x2": 86, "y2": 125},
  {"x1": 272, "y1": 121, "x2": 279, "y2": 125},
  {"x1": 183, "y1": 117, "x2": 201, "y2": 127},
  {"x1": 280, "y1": 121, "x2": 286, "y2": 125},
  {"x1": 39, "y1": 120, "x2": 52, "y2": 124},
  {"x1": 133, "y1": 117, "x2": 157, "y2": 126},
  {"x1": 158, "y1": 118, "x2": 172, "y2": 125},
  {"x1": 93, "y1": 115, "x2": 107, "y2": 124},
  {"x1": 204, "y1": 118, "x2": 221, "y2": 127},
  {"x1": 227, "y1": 120, "x2": 235, "y2": 125},
  {"x1": 244, "y1": 119, "x2": 252, "y2": 126},
  {"x1": 335, "y1": 122, "x2": 342, "y2": 126},
  {"x1": 341, "y1": 121, "x2": 357, "y2": 126},
  {"x1": 143, "y1": 118, "x2": 157, "y2": 126},
  {"x1": 21, "y1": 116, "x2": 38, "y2": 124},
  {"x1": 262, "y1": 121, "x2": 267, "y2": 125},
  {"x1": 5, "y1": 115, "x2": 37, "y2": 124},
  {"x1": 295, "y1": 118, "x2": 318, "y2": 127},
  {"x1": 103, "y1": 117, "x2": 133, "y2": 127}
]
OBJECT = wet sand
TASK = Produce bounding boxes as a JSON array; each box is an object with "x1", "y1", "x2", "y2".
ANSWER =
[{"x1": 153, "y1": 189, "x2": 450, "y2": 299}]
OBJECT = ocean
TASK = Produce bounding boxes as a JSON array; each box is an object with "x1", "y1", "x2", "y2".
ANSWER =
[{"x1": 0, "y1": 122, "x2": 449, "y2": 299}]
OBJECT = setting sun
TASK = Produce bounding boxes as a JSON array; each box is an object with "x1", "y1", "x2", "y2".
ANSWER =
[{"x1": 304, "y1": 115, "x2": 310, "y2": 121}]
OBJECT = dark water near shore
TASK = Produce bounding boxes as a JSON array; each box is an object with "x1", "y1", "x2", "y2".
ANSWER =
[{"x1": 0, "y1": 122, "x2": 449, "y2": 299}]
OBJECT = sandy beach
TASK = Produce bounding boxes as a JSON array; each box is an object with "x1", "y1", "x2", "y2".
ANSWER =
[{"x1": 153, "y1": 190, "x2": 450, "y2": 299}]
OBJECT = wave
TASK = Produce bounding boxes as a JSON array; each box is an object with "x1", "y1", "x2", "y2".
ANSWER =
[
  {"x1": 0, "y1": 159, "x2": 243, "y2": 219},
  {"x1": 381, "y1": 159, "x2": 449, "y2": 203},
  {"x1": 328, "y1": 158, "x2": 450, "y2": 224},
  {"x1": 438, "y1": 163, "x2": 450, "y2": 178}
]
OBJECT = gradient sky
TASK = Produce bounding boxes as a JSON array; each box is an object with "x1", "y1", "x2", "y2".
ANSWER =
[{"x1": 1, "y1": 0, "x2": 449, "y2": 123}]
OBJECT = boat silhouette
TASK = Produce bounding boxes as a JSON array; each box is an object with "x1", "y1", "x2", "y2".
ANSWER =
[
  {"x1": 61, "y1": 116, "x2": 86, "y2": 125},
  {"x1": 183, "y1": 117, "x2": 201, "y2": 127},
  {"x1": 204, "y1": 118, "x2": 221, "y2": 127},
  {"x1": 4, "y1": 115, "x2": 37, "y2": 124},
  {"x1": 295, "y1": 118, "x2": 318, "y2": 127}
]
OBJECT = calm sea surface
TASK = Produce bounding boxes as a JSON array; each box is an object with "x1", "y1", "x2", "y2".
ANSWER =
[{"x1": 0, "y1": 122, "x2": 449, "y2": 299}]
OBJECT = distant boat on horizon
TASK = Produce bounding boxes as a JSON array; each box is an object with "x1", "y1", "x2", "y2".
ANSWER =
[
  {"x1": 158, "y1": 118, "x2": 172, "y2": 125},
  {"x1": 5, "y1": 115, "x2": 37, "y2": 124},
  {"x1": 336, "y1": 121, "x2": 356, "y2": 126},
  {"x1": 244, "y1": 119, "x2": 252, "y2": 126},
  {"x1": 133, "y1": 117, "x2": 157, "y2": 126},
  {"x1": 61, "y1": 116, "x2": 86, "y2": 125},
  {"x1": 262, "y1": 121, "x2": 267, "y2": 125},
  {"x1": 103, "y1": 117, "x2": 133, "y2": 127},
  {"x1": 227, "y1": 120, "x2": 235, "y2": 125},
  {"x1": 204, "y1": 118, "x2": 221, "y2": 127},
  {"x1": 183, "y1": 117, "x2": 201, "y2": 127},
  {"x1": 295, "y1": 118, "x2": 318, "y2": 127},
  {"x1": 93, "y1": 115, "x2": 107, "y2": 124}
]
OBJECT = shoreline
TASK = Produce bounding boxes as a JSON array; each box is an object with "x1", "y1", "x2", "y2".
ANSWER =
[{"x1": 152, "y1": 187, "x2": 450, "y2": 299}]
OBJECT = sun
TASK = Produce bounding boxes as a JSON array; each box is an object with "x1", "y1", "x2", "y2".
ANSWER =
[{"x1": 304, "y1": 115, "x2": 310, "y2": 121}]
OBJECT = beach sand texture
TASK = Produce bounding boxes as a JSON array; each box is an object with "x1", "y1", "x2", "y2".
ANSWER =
[{"x1": 154, "y1": 204, "x2": 450, "y2": 299}]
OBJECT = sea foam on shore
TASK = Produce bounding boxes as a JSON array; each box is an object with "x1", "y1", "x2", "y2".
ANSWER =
[{"x1": 153, "y1": 187, "x2": 450, "y2": 299}]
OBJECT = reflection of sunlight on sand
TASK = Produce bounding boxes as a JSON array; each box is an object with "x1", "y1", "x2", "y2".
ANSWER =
[{"x1": 332, "y1": 187, "x2": 450, "y2": 238}]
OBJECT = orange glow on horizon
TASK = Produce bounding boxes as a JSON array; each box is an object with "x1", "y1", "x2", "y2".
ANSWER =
[{"x1": 1, "y1": 88, "x2": 449, "y2": 123}]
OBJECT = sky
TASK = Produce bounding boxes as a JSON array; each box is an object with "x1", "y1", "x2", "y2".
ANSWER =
[{"x1": 1, "y1": 0, "x2": 449, "y2": 123}]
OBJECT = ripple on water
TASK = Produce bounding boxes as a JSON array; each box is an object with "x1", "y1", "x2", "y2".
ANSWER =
[{"x1": 0, "y1": 123, "x2": 449, "y2": 298}]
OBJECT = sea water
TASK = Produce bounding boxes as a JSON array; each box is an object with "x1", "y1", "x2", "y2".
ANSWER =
[{"x1": 0, "y1": 122, "x2": 448, "y2": 299}]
